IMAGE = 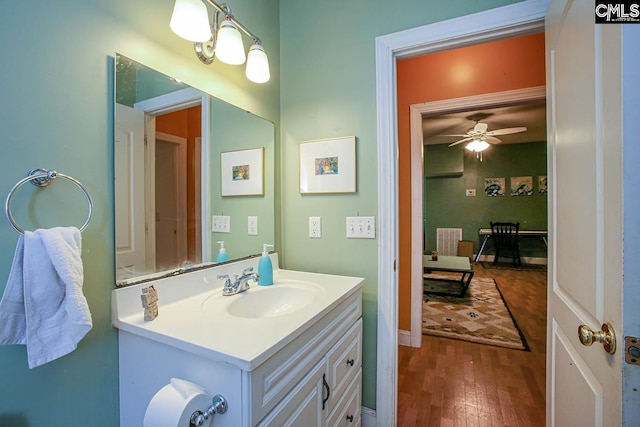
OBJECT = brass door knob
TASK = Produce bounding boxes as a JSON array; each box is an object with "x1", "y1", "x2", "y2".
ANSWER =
[{"x1": 578, "y1": 322, "x2": 616, "y2": 354}]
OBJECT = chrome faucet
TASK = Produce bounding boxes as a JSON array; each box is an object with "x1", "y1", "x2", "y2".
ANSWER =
[{"x1": 218, "y1": 267, "x2": 260, "y2": 296}]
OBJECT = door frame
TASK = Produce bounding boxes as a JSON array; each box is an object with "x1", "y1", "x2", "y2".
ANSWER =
[
  {"x1": 407, "y1": 86, "x2": 547, "y2": 348},
  {"x1": 374, "y1": 0, "x2": 550, "y2": 424},
  {"x1": 133, "y1": 87, "x2": 212, "y2": 262}
]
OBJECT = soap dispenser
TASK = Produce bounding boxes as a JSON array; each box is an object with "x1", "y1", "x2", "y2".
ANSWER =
[
  {"x1": 258, "y1": 244, "x2": 274, "y2": 286},
  {"x1": 216, "y1": 241, "x2": 230, "y2": 263}
]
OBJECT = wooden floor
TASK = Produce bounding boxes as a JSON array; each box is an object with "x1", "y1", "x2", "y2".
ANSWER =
[{"x1": 398, "y1": 263, "x2": 547, "y2": 427}]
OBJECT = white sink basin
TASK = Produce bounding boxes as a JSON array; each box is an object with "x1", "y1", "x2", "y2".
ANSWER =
[
  {"x1": 202, "y1": 280, "x2": 326, "y2": 319},
  {"x1": 113, "y1": 259, "x2": 365, "y2": 370}
]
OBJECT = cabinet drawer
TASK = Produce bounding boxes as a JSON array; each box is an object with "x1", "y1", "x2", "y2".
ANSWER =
[
  {"x1": 325, "y1": 318, "x2": 362, "y2": 409},
  {"x1": 327, "y1": 369, "x2": 362, "y2": 427},
  {"x1": 249, "y1": 292, "x2": 362, "y2": 425}
]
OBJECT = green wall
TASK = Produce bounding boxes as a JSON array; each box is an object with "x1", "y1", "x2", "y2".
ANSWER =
[
  {"x1": 425, "y1": 141, "x2": 548, "y2": 258},
  {"x1": 210, "y1": 99, "x2": 276, "y2": 259},
  {"x1": 279, "y1": 0, "x2": 524, "y2": 409},
  {"x1": 0, "y1": 0, "x2": 530, "y2": 423},
  {"x1": 0, "y1": 1, "x2": 279, "y2": 425}
]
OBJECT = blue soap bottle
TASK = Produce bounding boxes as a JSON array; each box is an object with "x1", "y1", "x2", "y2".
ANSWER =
[
  {"x1": 258, "y1": 244, "x2": 274, "y2": 286},
  {"x1": 215, "y1": 241, "x2": 230, "y2": 263}
]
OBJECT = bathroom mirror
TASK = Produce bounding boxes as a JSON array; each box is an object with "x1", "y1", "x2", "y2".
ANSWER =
[{"x1": 114, "y1": 54, "x2": 275, "y2": 286}]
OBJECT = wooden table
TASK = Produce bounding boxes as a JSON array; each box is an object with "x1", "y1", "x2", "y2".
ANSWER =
[{"x1": 423, "y1": 255, "x2": 474, "y2": 297}]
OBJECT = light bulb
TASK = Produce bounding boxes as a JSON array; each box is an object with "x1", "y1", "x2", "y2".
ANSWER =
[
  {"x1": 215, "y1": 19, "x2": 246, "y2": 65},
  {"x1": 466, "y1": 139, "x2": 489, "y2": 152},
  {"x1": 245, "y1": 44, "x2": 270, "y2": 83},
  {"x1": 169, "y1": 0, "x2": 211, "y2": 42}
]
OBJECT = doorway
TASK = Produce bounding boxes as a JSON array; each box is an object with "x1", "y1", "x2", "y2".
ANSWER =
[
  {"x1": 374, "y1": 2, "x2": 549, "y2": 425},
  {"x1": 406, "y1": 85, "x2": 547, "y2": 347},
  {"x1": 154, "y1": 131, "x2": 189, "y2": 271},
  {"x1": 131, "y1": 87, "x2": 212, "y2": 269}
]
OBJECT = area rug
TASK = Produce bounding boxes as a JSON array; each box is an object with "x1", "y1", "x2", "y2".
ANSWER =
[
  {"x1": 423, "y1": 277, "x2": 529, "y2": 351},
  {"x1": 480, "y1": 261, "x2": 547, "y2": 272}
]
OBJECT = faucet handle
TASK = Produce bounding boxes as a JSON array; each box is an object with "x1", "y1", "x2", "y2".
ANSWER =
[
  {"x1": 217, "y1": 274, "x2": 231, "y2": 285},
  {"x1": 242, "y1": 267, "x2": 254, "y2": 275}
]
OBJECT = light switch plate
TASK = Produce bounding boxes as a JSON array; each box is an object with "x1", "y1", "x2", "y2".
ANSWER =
[
  {"x1": 212, "y1": 215, "x2": 231, "y2": 233},
  {"x1": 248, "y1": 216, "x2": 258, "y2": 235},
  {"x1": 466, "y1": 189, "x2": 476, "y2": 196},
  {"x1": 346, "y1": 216, "x2": 376, "y2": 239},
  {"x1": 309, "y1": 217, "x2": 321, "y2": 238}
]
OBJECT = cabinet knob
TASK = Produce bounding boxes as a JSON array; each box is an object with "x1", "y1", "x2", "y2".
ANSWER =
[
  {"x1": 346, "y1": 414, "x2": 354, "y2": 423},
  {"x1": 346, "y1": 358, "x2": 355, "y2": 366}
]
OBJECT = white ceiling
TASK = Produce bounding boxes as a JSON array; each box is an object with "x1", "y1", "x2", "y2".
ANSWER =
[{"x1": 422, "y1": 99, "x2": 547, "y2": 146}]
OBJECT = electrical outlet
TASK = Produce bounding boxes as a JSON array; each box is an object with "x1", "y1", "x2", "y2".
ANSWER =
[
  {"x1": 309, "y1": 217, "x2": 321, "y2": 238},
  {"x1": 248, "y1": 216, "x2": 258, "y2": 235},
  {"x1": 346, "y1": 216, "x2": 376, "y2": 239},
  {"x1": 466, "y1": 189, "x2": 476, "y2": 196},
  {"x1": 212, "y1": 215, "x2": 231, "y2": 233}
]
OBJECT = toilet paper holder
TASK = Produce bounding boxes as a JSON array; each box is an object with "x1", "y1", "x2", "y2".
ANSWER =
[{"x1": 190, "y1": 395, "x2": 228, "y2": 427}]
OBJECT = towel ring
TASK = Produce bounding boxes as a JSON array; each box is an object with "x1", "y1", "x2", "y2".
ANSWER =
[{"x1": 5, "y1": 169, "x2": 93, "y2": 234}]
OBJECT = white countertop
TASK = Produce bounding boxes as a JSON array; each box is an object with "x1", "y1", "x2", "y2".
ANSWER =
[{"x1": 112, "y1": 255, "x2": 363, "y2": 371}]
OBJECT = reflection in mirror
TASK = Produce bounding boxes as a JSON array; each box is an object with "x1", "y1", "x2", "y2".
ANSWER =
[{"x1": 114, "y1": 54, "x2": 275, "y2": 286}]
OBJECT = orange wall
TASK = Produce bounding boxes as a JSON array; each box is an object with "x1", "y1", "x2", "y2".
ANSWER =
[
  {"x1": 396, "y1": 33, "x2": 546, "y2": 331},
  {"x1": 156, "y1": 106, "x2": 202, "y2": 262}
]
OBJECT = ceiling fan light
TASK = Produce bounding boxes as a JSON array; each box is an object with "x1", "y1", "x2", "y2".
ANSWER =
[
  {"x1": 170, "y1": 0, "x2": 211, "y2": 42},
  {"x1": 466, "y1": 139, "x2": 489, "y2": 152}
]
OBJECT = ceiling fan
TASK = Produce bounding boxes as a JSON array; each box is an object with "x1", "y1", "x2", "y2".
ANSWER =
[{"x1": 443, "y1": 121, "x2": 528, "y2": 148}]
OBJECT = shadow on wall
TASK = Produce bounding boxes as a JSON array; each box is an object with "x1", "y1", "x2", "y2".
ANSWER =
[{"x1": 0, "y1": 414, "x2": 28, "y2": 426}]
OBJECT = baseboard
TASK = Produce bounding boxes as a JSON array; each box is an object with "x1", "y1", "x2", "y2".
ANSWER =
[
  {"x1": 361, "y1": 406, "x2": 376, "y2": 427},
  {"x1": 398, "y1": 329, "x2": 411, "y2": 347},
  {"x1": 476, "y1": 254, "x2": 547, "y2": 265}
]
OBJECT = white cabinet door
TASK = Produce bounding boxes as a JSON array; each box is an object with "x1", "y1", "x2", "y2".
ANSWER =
[{"x1": 257, "y1": 361, "x2": 325, "y2": 427}]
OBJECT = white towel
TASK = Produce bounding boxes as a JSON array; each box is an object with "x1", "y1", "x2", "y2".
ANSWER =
[{"x1": 0, "y1": 226, "x2": 92, "y2": 368}]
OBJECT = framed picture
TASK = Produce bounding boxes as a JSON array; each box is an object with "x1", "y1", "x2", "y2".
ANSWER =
[
  {"x1": 299, "y1": 136, "x2": 356, "y2": 194},
  {"x1": 510, "y1": 176, "x2": 533, "y2": 196},
  {"x1": 221, "y1": 147, "x2": 264, "y2": 196},
  {"x1": 484, "y1": 177, "x2": 505, "y2": 196},
  {"x1": 538, "y1": 175, "x2": 548, "y2": 195}
]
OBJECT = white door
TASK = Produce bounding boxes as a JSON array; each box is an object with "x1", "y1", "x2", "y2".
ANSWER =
[
  {"x1": 115, "y1": 103, "x2": 147, "y2": 280},
  {"x1": 546, "y1": 1, "x2": 622, "y2": 425}
]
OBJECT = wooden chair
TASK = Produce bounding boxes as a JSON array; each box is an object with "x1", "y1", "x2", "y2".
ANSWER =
[{"x1": 490, "y1": 222, "x2": 522, "y2": 267}]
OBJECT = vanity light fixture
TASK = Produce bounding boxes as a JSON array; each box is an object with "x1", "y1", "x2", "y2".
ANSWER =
[{"x1": 170, "y1": 0, "x2": 270, "y2": 83}]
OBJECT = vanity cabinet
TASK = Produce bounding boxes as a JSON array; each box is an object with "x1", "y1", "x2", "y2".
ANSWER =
[
  {"x1": 249, "y1": 292, "x2": 362, "y2": 426},
  {"x1": 256, "y1": 318, "x2": 363, "y2": 427},
  {"x1": 116, "y1": 269, "x2": 363, "y2": 427}
]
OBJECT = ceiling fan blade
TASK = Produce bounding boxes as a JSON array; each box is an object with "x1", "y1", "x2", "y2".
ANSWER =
[
  {"x1": 486, "y1": 126, "x2": 527, "y2": 136},
  {"x1": 485, "y1": 136, "x2": 502, "y2": 144},
  {"x1": 474, "y1": 122, "x2": 488, "y2": 133},
  {"x1": 448, "y1": 137, "x2": 473, "y2": 147},
  {"x1": 438, "y1": 134, "x2": 469, "y2": 137}
]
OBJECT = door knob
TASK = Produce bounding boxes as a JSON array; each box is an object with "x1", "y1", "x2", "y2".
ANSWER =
[{"x1": 578, "y1": 322, "x2": 616, "y2": 354}]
